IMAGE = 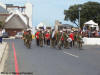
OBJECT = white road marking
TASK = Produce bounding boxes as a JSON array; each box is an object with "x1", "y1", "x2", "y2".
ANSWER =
[{"x1": 63, "y1": 51, "x2": 79, "y2": 58}]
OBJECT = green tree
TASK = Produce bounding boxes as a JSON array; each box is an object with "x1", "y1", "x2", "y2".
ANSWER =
[
  {"x1": 0, "y1": 21, "x2": 3, "y2": 28},
  {"x1": 0, "y1": 21, "x2": 5, "y2": 29},
  {"x1": 64, "y1": 1, "x2": 100, "y2": 28}
]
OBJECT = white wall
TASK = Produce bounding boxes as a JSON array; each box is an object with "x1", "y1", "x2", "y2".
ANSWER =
[
  {"x1": 25, "y1": 2, "x2": 33, "y2": 28},
  {"x1": 0, "y1": 2, "x2": 6, "y2": 9},
  {"x1": 83, "y1": 37, "x2": 100, "y2": 45}
]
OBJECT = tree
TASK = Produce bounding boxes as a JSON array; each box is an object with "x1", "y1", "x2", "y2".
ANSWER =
[
  {"x1": 64, "y1": 1, "x2": 100, "y2": 28},
  {"x1": 0, "y1": 21, "x2": 5, "y2": 29},
  {"x1": 0, "y1": 21, "x2": 3, "y2": 28}
]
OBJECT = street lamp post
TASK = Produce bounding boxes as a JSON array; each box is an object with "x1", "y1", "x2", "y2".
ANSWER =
[{"x1": 78, "y1": 7, "x2": 81, "y2": 28}]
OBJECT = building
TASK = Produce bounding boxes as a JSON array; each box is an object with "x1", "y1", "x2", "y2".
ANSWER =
[
  {"x1": 55, "y1": 20, "x2": 73, "y2": 31},
  {"x1": 0, "y1": 2, "x2": 8, "y2": 22},
  {"x1": 4, "y1": 10, "x2": 28, "y2": 36},
  {"x1": 0, "y1": 2, "x2": 33, "y2": 36},
  {"x1": 55, "y1": 20, "x2": 62, "y2": 31}
]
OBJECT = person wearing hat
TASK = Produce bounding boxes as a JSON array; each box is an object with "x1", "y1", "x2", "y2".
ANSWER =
[
  {"x1": 51, "y1": 30, "x2": 56, "y2": 48},
  {"x1": 77, "y1": 33, "x2": 83, "y2": 49},
  {"x1": 25, "y1": 30, "x2": 32, "y2": 48},
  {"x1": 57, "y1": 30, "x2": 62, "y2": 44},
  {"x1": 35, "y1": 30, "x2": 40, "y2": 46},
  {"x1": 23, "y1": 30, "x2": 27, "y2": 45},
  {"x1": 58, "y1": 30, "x2": 64, "y2": 49},
  {"x1": 56, "y1": 31, "x2": 61, "y2": 47},
  {"x1": 39, "y1": 30, "x2": 44, "y2": 47},
  {"x1": 74, "y1": 32, "x2": 78, "y2": 48},
  {"x1": 67, "y1": 35, "x2": 72, "y2": 48},
  {"x1": 43, "y1": 30, "x2": 47, "y2": 47},
  {"x1": 63, "y1": 31, "x2": 69, "y2": 48},
  {"x1": 69, "y1": 31, "x2": 74, "y2": 47},
  {"x1": 45, "y1": 31, "x2": 50, "y2": 46}
]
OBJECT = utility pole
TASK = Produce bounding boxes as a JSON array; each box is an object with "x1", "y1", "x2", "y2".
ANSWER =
[{"x1": 78, "y1": 7, "x2": 81, "y2": 28}]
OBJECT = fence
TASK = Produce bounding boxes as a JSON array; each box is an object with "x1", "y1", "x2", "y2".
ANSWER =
[{"x1": 83, "y1": 37, "x2": 100, "y2": 45}]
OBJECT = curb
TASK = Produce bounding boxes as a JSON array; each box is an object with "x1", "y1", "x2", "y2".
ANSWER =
[
  {"x1": 0, "y1": 43, "x2": 9, "y2": 72},
  {"x1": 3, "y1": 37, "x2": 15, "y2": 40}
]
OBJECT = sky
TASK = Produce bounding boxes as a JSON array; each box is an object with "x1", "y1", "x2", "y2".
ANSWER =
[{"x1": 1, "y1": 0, "x2": 100, "y2": 27}]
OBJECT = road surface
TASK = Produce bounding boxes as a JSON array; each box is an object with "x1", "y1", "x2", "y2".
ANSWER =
[{"x1": 3, "y1": 39, "x2": 100, "y2": 75}]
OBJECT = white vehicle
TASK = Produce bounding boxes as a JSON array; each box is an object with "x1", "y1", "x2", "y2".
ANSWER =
[{"x1": 15, "y1": 32, "x2": 23, "y2": 39}]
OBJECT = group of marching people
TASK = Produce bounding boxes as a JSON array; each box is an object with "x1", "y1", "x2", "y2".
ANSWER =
[{"x1": 35, "y1": 29, "x2": 83, "y2": 49}]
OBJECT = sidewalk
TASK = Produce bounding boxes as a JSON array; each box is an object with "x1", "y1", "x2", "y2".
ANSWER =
[
  {"x1": 0, "y1": 42, "x2": 8, "y2": 72},
  {"x1": 3, "y1": 36, "x2": 15, "y2": 40}
]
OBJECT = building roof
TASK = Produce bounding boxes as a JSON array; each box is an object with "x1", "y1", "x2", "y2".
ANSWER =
[
  {"x1": 84, "y1": 20, "x2": 98, "y2": 26},
  {"x1": 0, "y1": 6, "x2": 8, "y2": 13},
  {"x1": 0, "y1": 2, "x2": 6, "y2": 9},
  {"x1": 4, "y1": 14, "x2": 28, "y2": 29},
  {"x1": 5, "y1": 10, "x2": 27, "y2": 25}
]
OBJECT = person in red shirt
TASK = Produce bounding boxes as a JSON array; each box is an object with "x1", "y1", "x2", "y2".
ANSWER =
[
  {"x1": 45, "y1": 31, "x2": 50, "y2": 46},
  {"x1": 58, "y1": 31, "x2": 64, "y2": 49},
  {"x1": 69, "y1": 31, "x2": 74, "y2": 47},
  {"x1": 35, "y1": 30, "x2": 40, "y2": 46}
]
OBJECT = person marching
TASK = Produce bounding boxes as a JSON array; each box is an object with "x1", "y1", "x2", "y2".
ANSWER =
[
  {"x1": 39, "y1": 30, "x2": 44, "y2": 47},
  {"x1": 26, "y1": 30, "x2": 32, "y2": 48},
  {"x1": 63, "y1": 31, "x2": 69, "y2": 48},
  {"x1": 56, "y1": 31, "x2": 61, "y2": 46},
  {"x1": 45, "y1": 31, "x2": 51, "y2": 46},
  {"x1": 43, "y1": 30, "x2": 47, "y2": 46},
  {"x1": 74, "y1": 31, "x2": 78, "y2": 48},
  {"x1": 23, "y1": 30, "x2": 27, "y2": 45},
  {"x1": 35, "y1": 30, "x2": 40, "y2": 46},
  {"x1": 67, "y1": 34, "x2": 72, "y2": 48},
  {"x1": 58, "y1": 31, "x2": 64, "y2": 49},
  {"x1": 77, "y1": 33, "x2": 83, "y2": 49},
  {"x1": 51, "y1": 29, "x2": 56, "y2": 48},
  {"x1": 69, "y1": 31, "x2": 74, "y2": 47}
]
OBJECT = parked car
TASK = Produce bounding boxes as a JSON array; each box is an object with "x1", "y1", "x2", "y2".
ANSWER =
[
  {"x1": 15, "y1": 32, "x2": 23, "y2": 39},
  {"x1": 2, "y1": 32, "x2": 9, "y2": 38}
]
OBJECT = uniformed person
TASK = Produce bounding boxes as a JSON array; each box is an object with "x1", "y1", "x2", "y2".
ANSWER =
[
  {"x1": 74, "y1": 31, "x2": 78, "y2": 48},
  {"x1": 63, "y1": 31, "x2": 69, "y2": 48},
  {"x1": 26, "y1": 30, "x2": 32, "y2": 48},
  {"x1": 58, "y1": 30, "x2": 64, "y2": 49},
  {"x1": 45, "y1": 31, "x2": 50, "y2": 46},
  {"x1": 51, "y1": 30, "x2": 56, "y2": 48},
  {"x1": 43, "y1": 30, "x2": 46, "y2": 46},
  {"x1": 35, "y1": 30, "x2": 40, "y2": 46},
  {"x1": 67, "y1": 34, "x2": 72, "y2": 48},
  {"x1": 69, "y1": 31, "x2": 74, "y2": 47},
  {"x1": 77, "y1": 33, "x2": 83, "y2": 49},
  {"x1": 23, "y1": 30, "x2": 27, "y2": 45},
  {"x1": 56, "y1": 31, "x2": 61, "y2": 45},
  {"x1": 39, "y1": 30, "x2": 44, "y2": 47}
]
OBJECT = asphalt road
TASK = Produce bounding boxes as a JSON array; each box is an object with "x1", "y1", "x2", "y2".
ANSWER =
[{"x1": 3, "y1": 39, "x2": 100, "y2": 75}]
